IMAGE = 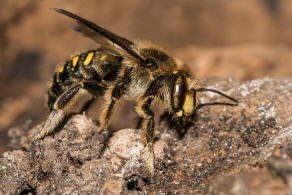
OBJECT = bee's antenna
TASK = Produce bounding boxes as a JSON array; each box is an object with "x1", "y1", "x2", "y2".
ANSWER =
[{"x1": 195, "y1": 88, "x2": 238, "y2": 109}]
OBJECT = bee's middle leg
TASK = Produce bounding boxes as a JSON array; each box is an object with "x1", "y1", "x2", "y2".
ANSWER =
[
  {"x1": 99, "y1": 80, "x2": 126, "y2": 131},
  {"x1": 33, "y1": 82, "x2": 104, "y2": 141},
  {"x1": 99, "y1": 68, "x2": 132, "y2": 131}
]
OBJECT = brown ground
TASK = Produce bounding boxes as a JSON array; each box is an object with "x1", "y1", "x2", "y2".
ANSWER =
[
  {"x1": 1, "y1": 77, "x2": 291, "y2": 194},
  {"x1": 0, "y1": 0, "x2": 292, "y2": 193}
]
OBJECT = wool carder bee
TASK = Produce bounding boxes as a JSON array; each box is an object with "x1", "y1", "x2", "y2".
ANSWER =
[{"x1": 33, "y1": 9, "x2": 238, "y2": 174}]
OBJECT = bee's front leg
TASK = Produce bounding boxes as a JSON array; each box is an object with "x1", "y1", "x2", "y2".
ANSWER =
[
  {"x1": 136, "y1": 96, "x2": 155, "y2": 175},
  {"x1": 33, "y1": 82, "x2": 104, "y2": 141}
]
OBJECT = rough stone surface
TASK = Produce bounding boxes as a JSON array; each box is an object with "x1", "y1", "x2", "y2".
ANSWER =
[{"x1": 0, "y1": 77, "x2": 291, "y2": 194}]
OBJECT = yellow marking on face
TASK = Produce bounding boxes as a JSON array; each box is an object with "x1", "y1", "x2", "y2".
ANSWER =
[
  {"x1": 58, "y1": 65, "x2": 64, "y2": 73},
  {"x1": 100, "y1": 55, "x2": 107, "y2": 61},
  {"x1": 173, "y1": 70, "x2": 179, "y2": 74},
  {"x1": 176, "y1": 110, "x2": 183, "y2": 117},
  {"x1": 49, "y1": 81, "x2": 53, "y2": 88},
  {"x1": 83, "y1": 52, "x2": 94, "y2": 66},
  {"x1": 71, "y1": 67, "x2": 75, "y2": 71},
  {"x1": 72, "y1": 56, "x2": 79, "y2": 67},
  {"x1": 183, "y1": 92, "x2": 194, "y2": 115}
]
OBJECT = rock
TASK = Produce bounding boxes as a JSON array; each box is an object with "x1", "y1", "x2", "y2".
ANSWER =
[{"x1": 0, "y1": 77, "x2": 291, "y2": 194}]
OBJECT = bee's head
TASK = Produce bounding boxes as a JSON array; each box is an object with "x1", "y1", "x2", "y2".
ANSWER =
[
  {"x1": 170, "y1": 71, "x2": 198, "y2": 124},
  {"x1": 170, "y1": 71, "x2": 238, "y2": 125}
]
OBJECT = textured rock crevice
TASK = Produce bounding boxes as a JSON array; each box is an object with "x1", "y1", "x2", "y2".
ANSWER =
[{"x1": 0, "y1": 77, "x2": 291, "y2": 194}]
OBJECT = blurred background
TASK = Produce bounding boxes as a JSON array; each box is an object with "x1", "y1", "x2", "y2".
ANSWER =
[{"x1": 0, "y1": 0, "x2": 292, "y2": 154}]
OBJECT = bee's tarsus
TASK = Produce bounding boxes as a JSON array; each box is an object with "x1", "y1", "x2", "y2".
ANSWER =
[
  {"x1": 32, "y1": 109, "x2": 65, "y2": 141},
  {"x1": 141, "y1": 143, "x2": 155, "y2": 176}
]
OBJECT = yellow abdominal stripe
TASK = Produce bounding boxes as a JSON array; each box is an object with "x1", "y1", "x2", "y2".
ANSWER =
[
  {"x1": 58, "y1": 65, "x2": 64, "y2": 73},
  {"x1": 83, "y1": 52, "x2": 94, "y2": 66},
  {"x1": 49, "y1": 81, "x2": 53, "y2": 88},
  {"x1": 72, "y1": 56, "x2": 79, "y2": 67}
]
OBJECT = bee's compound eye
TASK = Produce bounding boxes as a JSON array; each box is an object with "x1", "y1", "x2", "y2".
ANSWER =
[
  {"x1": 172, "y1": 76, "x2": 187, "y2": 111},
  {"x1": 144, "y1": 58, "x2": 158, "y2": 70}
]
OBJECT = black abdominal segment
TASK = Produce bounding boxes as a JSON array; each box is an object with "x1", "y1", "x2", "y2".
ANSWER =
[{"x1": 47, "y1": 49, "x2": 122, "y2": 110}]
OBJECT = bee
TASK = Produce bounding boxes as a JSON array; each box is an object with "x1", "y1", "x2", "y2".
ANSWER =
[{"x1": 33, "y1": 9, "x2": 238, "y2": 175}]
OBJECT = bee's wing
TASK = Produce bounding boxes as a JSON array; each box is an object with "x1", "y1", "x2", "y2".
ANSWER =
[{"x1": 53, "y1": 8, "x2": 144, "y2": 62}]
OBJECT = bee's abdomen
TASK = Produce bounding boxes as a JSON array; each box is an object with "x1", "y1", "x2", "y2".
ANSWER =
[{"x1": 47, "y1": 49, "x2": 122, "y2": 110}]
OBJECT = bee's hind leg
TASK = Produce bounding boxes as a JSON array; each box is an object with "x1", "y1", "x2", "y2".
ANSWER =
[{"x1": 32, "y1": 82, "x2": 104, "y2": 141}]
